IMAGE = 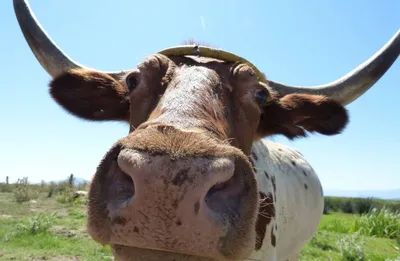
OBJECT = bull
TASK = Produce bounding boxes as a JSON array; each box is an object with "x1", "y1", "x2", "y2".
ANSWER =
[{"x1": 13, "y1": 0, "x2": 400, "y2": 260}]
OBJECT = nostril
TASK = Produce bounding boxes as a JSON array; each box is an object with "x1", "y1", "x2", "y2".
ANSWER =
[
  {"x1": 205, "y1": 170, "x2": 244, "y2": 217},
  {"x1": 205, "y1": 171, "x2": 241, "y2": 208},
  {"x1": 120, "y1": 168, "x2": 134, "y2": 184},
  {"x1": 117, "y1": 173, "x2": 135, "y2": 209},
  {"x1": 121, "y1": 171, "x2": 135, "y2": 192},
  {"x1": 207, "y1": 177, "x2": 236, "y2": 197},
  {"x1": 108, "y1": 161, "x2": 136, "y2": 210}
]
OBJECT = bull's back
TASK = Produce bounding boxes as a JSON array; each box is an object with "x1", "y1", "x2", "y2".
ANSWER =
[{"x1": 251, "y1": 139, "x2": 324, "y2": 260}]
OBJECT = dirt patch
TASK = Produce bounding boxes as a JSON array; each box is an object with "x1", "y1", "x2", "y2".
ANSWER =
[
  {"x1": 31, "y1": 255, "x2": 114, "y2": 261},
  {"x1": 31, "y1": 256, "x2": 83, "y2": 261},
  {"x1": 30, "y1": 207, "x2": 68, "y2": 217},
  {"x1": 50, "y1": 226, "x2": 89, "y2": 239}
]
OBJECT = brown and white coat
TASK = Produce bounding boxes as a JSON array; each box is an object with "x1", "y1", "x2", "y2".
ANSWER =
[{"x1": 12, "y1": 1, "x2": 400, "y2": 261}]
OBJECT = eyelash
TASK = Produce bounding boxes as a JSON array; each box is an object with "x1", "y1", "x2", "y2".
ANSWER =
[
  {"x1": 255, "y1": 89, "x2": 272, "y2": 106},
  {"x1": 126, "y1": 73, "x2": 140, "y2": 92}
]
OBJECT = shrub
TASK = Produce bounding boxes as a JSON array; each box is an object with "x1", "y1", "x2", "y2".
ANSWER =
[
  {"x1": 388, "y1": 201, "x2": 400, "y2": 213},
  {"x1": 337, "y1": 232, "x2": 365, "y2": 261},
  {"x1": 322, "y1": 219, "x2": 351, "y2": 234},
  {"x1": 57, "y1": 187, "x2": 76, "y2": 204},
  {"x1": 351, "y1": 197, "x2": 376, "y2": 214},
  {"x1": 324, "y1": 197, "x2": 342, "y2": 213},
  {"x1": 47, "y1": 181, "x2": 57, "y2": 198},
  {"x1": 385, "y1": 257, "x2": 400, "y2": 261},
  {"x1": 323, "y1": 204, "x2": 330, "y2": 215},
  {"x1": 340, "y1": 199, "x2": 354, "y2": 214},
  {"x1": 55, "y1": 181, "x2": 72, "y2": 194},
  {"x1": 0, "y1": 182, "x2": 12, "y2": 193},
  {"x1": 309, "y1": 231, "x2": 336, "y2": 251},
  {"x1": 72, "y1": 194, "x2": 88, "y2": 206},
  {"x1": 16, "y1": 212, "x2": 56, "y2": 235},
  {"x1": 13, "y1": 177, "x2": 39, "y2": 203},
  {"x1": 324, "y1": 196, "x2": 400, "y2": 215},
  {"x1": 352, "y1": 207, "x2": 400, "y2": 239}
]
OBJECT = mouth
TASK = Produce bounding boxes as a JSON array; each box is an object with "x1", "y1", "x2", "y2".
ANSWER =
[
  {"x1": 111, "y1": 245, "x2": 262, "y2": 261},
  {"x1": 111, "y1": 245, "x2": 216, "y2": 261}
]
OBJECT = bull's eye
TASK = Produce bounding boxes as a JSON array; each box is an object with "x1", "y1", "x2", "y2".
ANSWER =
[
  {"x1": 255, "y1": 90, "x2": 272, "y2": 106},
  {"x1": 126, "y1": 73, "x2": 139, "y2": 92}
]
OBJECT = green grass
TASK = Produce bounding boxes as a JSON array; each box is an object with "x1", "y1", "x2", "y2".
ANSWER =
[
  {"x1": 0, "y1": 189, "x2": 399, "y2": 261},
  {"x1": 0, "y1": 192, "x2": 113, "y2": 261},
  {"x1": 301, "y1": 211, "x2": 400, "y2": 261}
]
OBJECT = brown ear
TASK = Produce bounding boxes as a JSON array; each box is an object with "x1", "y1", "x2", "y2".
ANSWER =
[
  {"x1": 257, "y1": 93, "x2": 349, "y2": 140},
  {"x1": 49, "y1": 69, "x2": 130, "y2": 121}
]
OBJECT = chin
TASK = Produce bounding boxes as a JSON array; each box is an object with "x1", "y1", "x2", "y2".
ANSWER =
[{"x1": 111, "y1": 245, "x2": 224, "y2": 261}]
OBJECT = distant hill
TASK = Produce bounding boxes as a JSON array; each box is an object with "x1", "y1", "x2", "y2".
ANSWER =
[
  {"x1": 74, "y1": 177, "x2": 89, "y2": 185},
  {"x1": 38, "y1": 177, "x2": 400, "y2": 200},
  {"x1": 50, "y1": 176, "x2": 89, "y2": 185},
  {"x1": 324, "y1": 188, "x2": 400, "y2": 200}
]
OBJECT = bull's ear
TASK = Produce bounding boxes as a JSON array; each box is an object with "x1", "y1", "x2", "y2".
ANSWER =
[
  {"x1": 257, "y1": 93, "x2": 349, "y2": 140},
  {"x1": 49, "y1": 69, "x2": 130, "y2": 122}
]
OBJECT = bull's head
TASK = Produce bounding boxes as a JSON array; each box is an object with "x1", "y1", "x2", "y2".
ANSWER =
[{"x1": 14, "y1": 1, "x2": 400, "y2": 260}]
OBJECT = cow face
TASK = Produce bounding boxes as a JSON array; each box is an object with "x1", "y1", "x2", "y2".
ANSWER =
[
  {"x1": 48, "y1": 54, "x2": 349, "y2": 261},
  {"x1": 50, "y1": 54, "x2": 349, "y2": 154},
  {"x1": 14, "y1": 1, "x2": 399, "y2": 260}
]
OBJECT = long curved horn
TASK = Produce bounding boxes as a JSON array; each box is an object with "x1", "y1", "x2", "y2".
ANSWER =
[
  {"x1": 13, "y1": 0, "x2": 126, "y2": 79},
  {"x1": 14, "y1": 0, "x2": 399, "y2": 106},
  {"x1": 267, "y1": 30, "x2": 400, "y2": 106},
  {"x1": 157, "y1": 30, "x2": 399, "y2": 106}
]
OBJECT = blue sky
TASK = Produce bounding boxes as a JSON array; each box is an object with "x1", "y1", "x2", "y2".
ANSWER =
[{"x1": 0, "y1": 0, "x2": 399, "y2": 190}]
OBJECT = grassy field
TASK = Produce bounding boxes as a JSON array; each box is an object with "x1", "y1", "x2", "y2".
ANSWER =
[
  {"x1": 0, "y1": 180, "x2": 399, "y2": 261},
  {"x1": 0, "y1": 192, "x2": 113, "y2": 261},
  {"x1": 300, "y1": 212, "x2": 400, "y2": 261}
]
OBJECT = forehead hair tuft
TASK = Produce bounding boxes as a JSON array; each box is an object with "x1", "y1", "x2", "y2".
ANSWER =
[{"x1": 181, "y1": 39, "x2": 217, "y2": 48}]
